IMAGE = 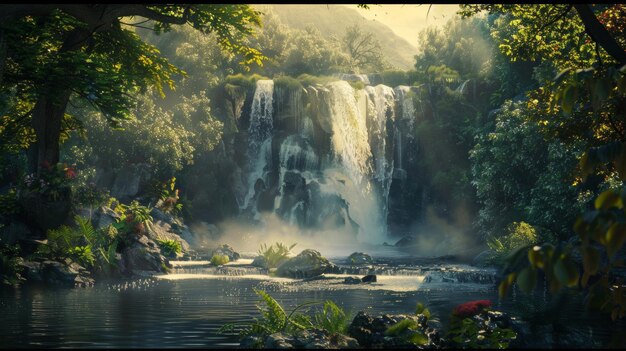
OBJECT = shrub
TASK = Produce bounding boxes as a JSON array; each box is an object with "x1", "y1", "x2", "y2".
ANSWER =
[
  {"x1": 210, "y1": 254, "x2": 230, "y2": 266},
  {"x1": 380, "y1": 70, "x2": 410, "y2": 86},
  {"x1": 219, "y1": 289, "x2": 319, "y2": 345},
  {"x1": 0, "y1": 188, "x2": 21, "y2": 216},
  {"x1": 487, "y1": 221, "x2": 538, "y2": 265},
  {"x1": 224, "y1": 73, "x2": 269, "y2": 90},
  {"x1": 296, "y1": 74, "x2": 338, "y2": 87},
  {"x1": 447, "y1": 302, "x2": 517, "y2": 349},
  {"x1": 112, "y1": 200, "x2": 153, "y2": 235},
  {"x1": 37, "y1": 216, "x2": 120, "y2": 274},
  {"x1": 158, "y1": 239, "x2": 182, "y2": 258},
  {"x1": 152, "y1": 177, "x2": 182, "y2": 215},
  {"x1": 274, "y1": 75, "x2": 304, "y2": 91},
  {"x1": 0, "y1": 243, "x2": 23, "y2": 286},
  {"x1": 313, "y1": 300, "x2": 350, "y2": 335},
  {"x1": 257, "y1": 242, "x2": 296, "y2": 269}
]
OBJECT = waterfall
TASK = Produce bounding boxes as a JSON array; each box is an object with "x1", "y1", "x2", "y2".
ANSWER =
[
  {"x1": 365, "y1": 85, "x2": 396, "y2": 237},
  {"x1": 235, "y1": 78, "x2": 421, "y2": 244},
  {"x1": 325, "y1": 81, "x2": 387, "y2": 243},
  {"x1": 456, "y1": 79, "x2": 470, "y2": 95},
  {"x1": 247, "y1": 80, "x2": 274, "y2": 161},
  {"x1": 242, "y1": 80, "x2": 274, "y2": 212},
  {"x1": 394, "y1": 86, "x2": 417, "y2": 172},
  {"x1": 327, "y1": 81, "x2": 372, "y2": 185}
]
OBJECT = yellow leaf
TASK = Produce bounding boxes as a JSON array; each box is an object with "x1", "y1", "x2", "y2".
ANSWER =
[{"x1": 595, "y1": 190, "x2": 621, "y2": 210}]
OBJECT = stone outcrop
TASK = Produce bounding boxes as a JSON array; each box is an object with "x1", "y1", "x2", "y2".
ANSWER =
[{"x1": 275, "y1": 249, "x2": 339, "y2": 278}]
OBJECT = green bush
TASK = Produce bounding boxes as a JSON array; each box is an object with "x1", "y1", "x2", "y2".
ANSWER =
[
  {"x1": 112, "y1": 200, "x2": 153, "y2": 235},
  {"x1": 487, "y1": 221, "x2": 538, "y2": 265},
  {"x1": 447, "y1": 316, "x2": 517, "y2": 349},
  {"x1": 219, "y1": 289, "x2": 319, "y2": 345},
  {"x1": 274, "y1": 75, "x2": 304, "y2": 91},
  {"x1": 224, "y1": 73, "x2": 269, "y2": 90},
  {"x1": 210, "y1": 254, "x2": 230, "y2": 266},
  {"x1": 257, "y1": 242, "x2": 296, "y2": 269},
  {"x1": 37, "y1": 216, "x2": 120, "y2": 275},
  {"x1": 296, "y1": 74, "x2": 338, "y2": 87},
  {"x1": 0, "y1": 244, "x2": 23, "y2": 286},
  {"x1": 0, "y1": 188, "x2": 21, "y2": 216},
  {"x1": 380, "y1": 70, "x2": 410, "y2": 86},
  {"x1": 158, "y1": 239, "x2": 182, "y2": 258},
  {"x1": 313, "y1": 300, "x2": 350, "y2": 335}
]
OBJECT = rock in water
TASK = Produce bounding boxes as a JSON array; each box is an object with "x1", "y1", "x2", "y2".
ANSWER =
[
  {"x1": 347, "y1": 252, "x2": 373, "y2": 265},
  {"x1": 20, "y1": 260, "x2": 94, "y2": 288},
  {"x1": 251, "y1": 255, "x2": 268, "y2": 268},
  {"x1": 211, "y1": 244, "x2": 240, "y2": 261},
  {"x1": 344, "y1": 276, "x2": 362, "y2": 284},
  {"x1": 275, "y1": 249, "x2": 339, "y2": 278},
  {"x1": 120, "y1": 235, "x2": 170, "y2": 276},
  {"x1": 361, "y1": 274, "x2": 377, "y2": 283}
]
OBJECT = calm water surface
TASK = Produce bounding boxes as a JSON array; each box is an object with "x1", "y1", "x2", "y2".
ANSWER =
[{"x1": 0, "y1": 259, "x2": 623, "y2": 348}]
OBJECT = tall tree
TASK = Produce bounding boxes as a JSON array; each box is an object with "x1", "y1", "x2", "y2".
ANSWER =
[
  {"x1": 0, "y1": 4, "x2": 263, "y2": 174},
  {"x1": 341, "y1": 24, "x2": 388, "y2": 74}
]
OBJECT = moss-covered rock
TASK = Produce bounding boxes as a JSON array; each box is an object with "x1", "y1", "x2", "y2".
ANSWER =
[{"x1": 275, "y1": 249, "x2": 338, "y2": 278}]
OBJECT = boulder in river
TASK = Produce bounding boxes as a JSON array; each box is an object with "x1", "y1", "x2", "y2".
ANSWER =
[
  {"x1": 275, "y1": 249, "x2": 339, "y2": 278},
  {"x1": 20, "y1": 260, "x2": 94, "y2": 288},
  {"x1": 251, "y1": 255, "x2": 268, "y2": 268},
  {"x1": 347, "y1": 252, "x2": 373, "y2": 265},
  {"x1": 211, "y1": 244, "x2": 240, "y2": 261},
  {"x1": 361, "y1": 274, "x2": 377, "y2": 283},
  {"x1": 120, "y1": 235, "x2": 171, "y2": 276}
]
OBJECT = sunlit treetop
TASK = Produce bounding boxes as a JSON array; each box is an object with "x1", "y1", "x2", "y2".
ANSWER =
[{"x1": 459, "y1": 4, "x2": 626, "y2": 70}]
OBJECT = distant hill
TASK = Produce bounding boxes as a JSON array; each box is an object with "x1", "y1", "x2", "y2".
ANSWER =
[{"x1": 257, "y1": 5, "x2": 417, "y2": 70}]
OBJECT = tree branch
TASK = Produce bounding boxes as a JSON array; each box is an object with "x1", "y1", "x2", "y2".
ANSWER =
[
  {"x1": 574, "y1": 4, "x2": 626, "y2": 65},
  {"x1": 538, "y1": 4, "x2": 573, "y2": 32}
]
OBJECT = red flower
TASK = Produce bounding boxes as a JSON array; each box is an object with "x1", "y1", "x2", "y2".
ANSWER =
[
  {"x1": 65, "y1": 167, "x2": 76, "y2": 179},
  {"x1": 453, "y1": 300, "x2": 492, "y2": 318}
]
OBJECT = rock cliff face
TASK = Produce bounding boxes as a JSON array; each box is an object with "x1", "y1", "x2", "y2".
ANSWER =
[{"x1": 219, "y1": 77, "x2": 428, "y2": 243}]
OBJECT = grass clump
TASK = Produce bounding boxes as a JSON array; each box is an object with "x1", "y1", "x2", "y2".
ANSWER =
[
  {"x1": 210, "y1": 254, "x2": 230, "y2": 266},
  {"x1": 257, "y1": 242, "x2": 296, "y2": 269}
]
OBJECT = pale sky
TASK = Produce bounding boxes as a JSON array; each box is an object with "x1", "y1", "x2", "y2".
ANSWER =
[{"x1": 342, "y1": 4, "x2": 460, "y2": 49}]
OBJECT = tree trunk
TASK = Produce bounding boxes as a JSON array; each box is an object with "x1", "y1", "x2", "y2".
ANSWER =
[{"x1": 28, "y1": 91, "x2": 71, "y2": 174}]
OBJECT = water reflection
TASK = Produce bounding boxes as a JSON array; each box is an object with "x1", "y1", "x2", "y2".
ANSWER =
[{"x1": 1, "y1": 268, "x2": 624, "y2": 348}]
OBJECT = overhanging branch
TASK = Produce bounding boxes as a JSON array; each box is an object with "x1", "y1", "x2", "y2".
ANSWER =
[{"x1": 574, "y1": 4, "x2": 626, "y2": 65}]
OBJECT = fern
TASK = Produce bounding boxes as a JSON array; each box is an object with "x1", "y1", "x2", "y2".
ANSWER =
[
  {"x1": 313, "y1": 300, "x2": 349, "y2": 334},
  {"x1": 257, "y1": 242, "x2": 297, "y2": 268},
  {"x1": 255, "y1": 288, "x2": 287, "y2": 332},
  {"x1": 75, "y1": 215, "x2": 97, "y2": 246}
]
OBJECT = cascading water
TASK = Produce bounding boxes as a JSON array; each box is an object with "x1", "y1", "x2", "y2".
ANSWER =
[
  {"x1": 393, "y1": 85, "x2": 417, "y2": 171},
  {"x1": 242, "y1": 80, "x2": 274, "y2": 213},
  {"x1": 365, "y1": 84, "x2": 396, "y2": 232},
  {"x1": 234, "y1": 77, "x2": 425, "y2": 244}
]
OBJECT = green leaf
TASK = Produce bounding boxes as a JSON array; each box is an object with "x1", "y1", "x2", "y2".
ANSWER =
[
  {"x1": 561, "y1": 84, "x2": 577, "y2": 114},
  {"x1": 408, "y1": 332, "x2": 429, "y2": 345},
  {"x1": 595, "y1": 189, "x2": 621, "y2": 210},
  {"x1": 607, "y1": 222, "x2": 626, "y2": 259},
  {"x1": 553, "y1": 257, "x2": 579, "y2": 287},
  {"x1": 528, "y1": 246, "x2": 545, "y2": 269},
  {"x1": 553, "y1": 68, "x2": 571, "y2": 84},
  {"x1": 583, "y1": 246, "x2": 600, "y2": 275},
  {"x1": 516, "y1": 266, "x2": 537, "y2": 293}
]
